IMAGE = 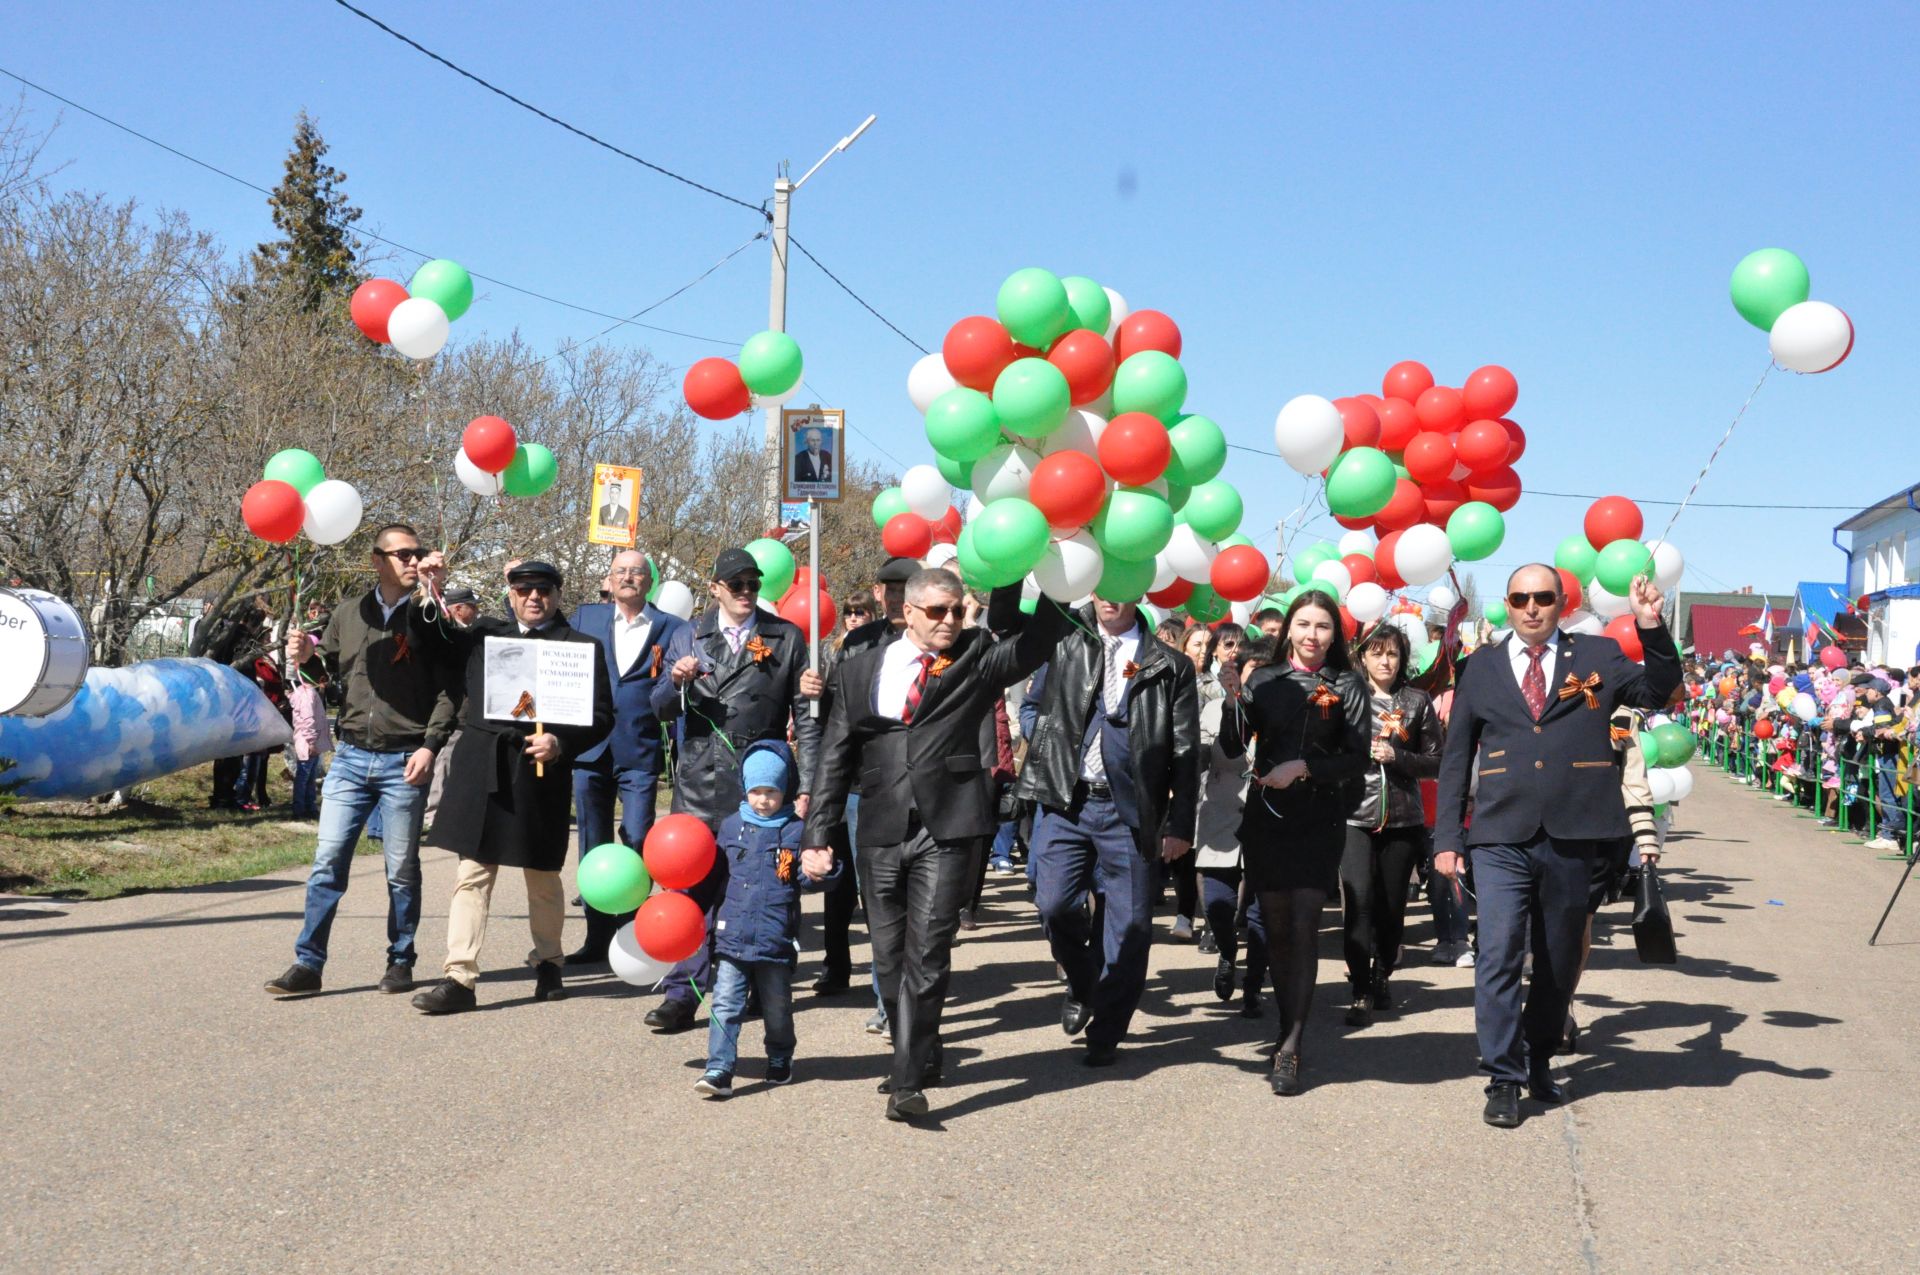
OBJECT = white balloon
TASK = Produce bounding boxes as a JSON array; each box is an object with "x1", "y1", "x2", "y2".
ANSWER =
[
  {"x1": 923, "y1": 543, "x2": 959, "y2": 570},
  {"x1": 1390, "y1": 611, "x2": 1427, "y2": 644},
  {"x1": 1164, "y1": 523, "x2": 1219, "y2": 583},
  {"x1": 1668, "y1": 766, "x2": 1694, "y2": 802},
  {"x1": 1140, "y1": 476, "x2": 1169, "y2": 498},
  {"x1": 1346, "y1": 581, "x2": 1389, "y2": 624},
  {"x1": 1428, "y1": 585, "x2": 1458, "y2": 612},
  {"x1": 758, "y1": 596, "x2": 779, "y2": 615},
  {"x1": 1311, "y1": 560, "x2": 1352, "y2": 600},
  {"x1": 1083, "y1": 386, "x2": 1116, "y2": 418},
  {"x1": 962, "y1": 493, "x2": 988, "y2": 523},
  {"x1": 901, "y1": 464, "x2": 950, "y2": 520},
  {"x1": 1102, "y1": 287, "x2": 1129, "y2": 342},
  {"x1": 301, "y1": 479, "x2": 363, "y2": 546},
  {"x1": 1769, "y1": 300, "x2": 1853, "y2": 374},
  {"x1": 454, "y1": 448, "x2": 503, "y2": 496},
  {"x1": 1044, "y1": 409, "x2": 1107, "y2": 459},
  {"x1": 1034, "y1": 532, "x2": 1104, "y2": 601},
  {"x1": 1229, "y1": 601, "x2": 1253, "y2": 625},
  {"x1": 653, "y1": 580, "x2": 695, "y2": 621},
  {"x1": 1150, "y1": 555, "x2": 1179, "y2": 592},
  {"x1": 1560, "y1": 608, "x2": 1603, "y2": 635},
  {"x1": 1587, "y1": 580, "x2": 1631, "y2": 619},
  {"x1": 970, "y1": 443, "x2": 1039, "y2": 504},
  {"x1": 387, "y1": 296, "x2": 450, "y2": 360},
  {"x1": 609, "y1": 916, "x2": 674, "y2": 987},
  {"x1": 1273, "y1": 395, "x2": 1345, "y2": 476},
  {"x1": 1647, "y1": 767, "x2": 1677, "y2": 804},
  {"x1": 907, "y1": 352, "x2": 958, "y2": 413},
  {"x1": 1644, "y1": 539, "x2": 1685, "y2": 592},
  {"x1": 1394, "y1": 524, "x2": 1453, "y2": 586},
  {"x1": 1337, "y1": 530, "x2": 1376, "y2": 558}
]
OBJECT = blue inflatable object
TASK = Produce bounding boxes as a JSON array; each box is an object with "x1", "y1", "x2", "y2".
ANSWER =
[{"x1": 0, "y1": 659, "x2": 292, "y2": 799}]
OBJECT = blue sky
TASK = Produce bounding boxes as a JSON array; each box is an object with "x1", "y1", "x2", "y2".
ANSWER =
[{"x1": 8, "y1": 0, "x2": 1916, "y2": 601}]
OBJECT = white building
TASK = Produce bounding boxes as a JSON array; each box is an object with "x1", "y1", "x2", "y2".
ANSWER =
[{"x1": 1835, "y1": 484, "x2": 1920, "y2": 665}]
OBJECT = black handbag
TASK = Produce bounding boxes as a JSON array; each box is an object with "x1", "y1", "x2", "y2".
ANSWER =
[{"x1": 1632, "y1": 863, "x2": 1678, "y2": 965}]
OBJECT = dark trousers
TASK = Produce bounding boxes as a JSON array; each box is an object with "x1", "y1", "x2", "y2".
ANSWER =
[
  {"x1": 574, "y1": 761, "x2": 659, "y2": 952},
  {"x1": 1032, "y1": 794, "x2": 1155, "y2": 1049},
  {"x1": 1471, "y1": 833, "x2": 1596, "y2": 1085},
  {"x1": 820, "y1": 816, "x2": 859, "y2": 980},
  {"x1": 1164, "y1": 846, "x2": 1199, "y2": 920},
  {"x1": 1200, "y1": 867, "x2": 1267, "y2": 991},
  {"x1": 860, "y1": 826, "x2": 976, "y2": 1090},
  {"x1": 211, "y1": 754, "x2": 243, "y2": 808},
  {"x1": 1339, "y1": 823, "x2": 1426, "y2": 992},
  {"x1": 661, "y1": 850, "x2": 724, "y2": 1009}
]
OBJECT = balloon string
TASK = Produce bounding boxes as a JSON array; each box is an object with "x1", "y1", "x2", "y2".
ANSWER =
[{"x1": 1652, "y1": 359, "x2": 1775, "y2": 548}]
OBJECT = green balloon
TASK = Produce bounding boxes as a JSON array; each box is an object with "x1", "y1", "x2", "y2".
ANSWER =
[
  {"x1": 1110, "y1": 350, "x2": 1187, "y2": 422},
  {"x1": 408, "y1": 258, "x2": 473, "y2": 322},
  {"x1": 996, "y1": 267, "x2": 1073, "y2": 348},
  {"x1": 925, "y1": 387, "x2": 1003, "y2": 462},
  {"x1": 1180, "y1": 479, "x2": 1243, "y2": 542},
  {"x1": 1018, "y1": 593, "x2": 1039, "y2": 615},
  {"x1": 935, "y1": 453, "x2": 975, "y2": 489},
  {"x1": 1555, "y1": 533, "x2": 1599, "y2": 585},
  {"x1": 1219, "y1": 533, "x2": 1256, "y2": 551},
  {"x1": 1446, "y1": 501, "x2": 1506, "y2": 561},
  {"x1": 744, "y1": 537, "x2": 796, "y2": 598},
  {"x1": 1280, "y1": 584, "x2": 1304, "y2": 607},
  {"x1": 1061, "y1": 275, "x2": 1111, "y2": 336},
  {"x1": 737, "y1": 330, "x2": 804, "y2": 397},
  {"x1": 1166, "y1": 481, "x2": 1191, "y2": 513},
  {"x1": 1392, "y1": 460, "x2": 1410, "y2": 482},
  {"x1": 263, "y1": 448, "x2": 325, "y2": 496},
  {"x1": 872, "y1": 486, "x2": 909, "y2": 529},
  {"x1": 1594, "y1": 539, "x2": 1654, "y2": 596},
  {"x1": 992, "y1": 358, "x2": 1071, "y2": 438},
  {"x1": 1184, "y1": 583, "x2": 1228, "y2": 623},
  {"x1": 1729, "y1": 248, "x2": 1810, "y2": 332},
  {"x1": 501, "y1": 443, "x2": 557, "y2": 497},
  {"x1": 645, "y1": 555, "x2": 662, "y2": 602},
  {"x1": 1653, "y1": 801, "x2": 1669, "y2": 818},
  {"x1": 1096, "y1": 554, "x2": 1156, "y2": 603},
  {"x1": 1325, "y1": 447, "x2": 1397, "y2": 518},
  {"x1": 955, "y1": 524, "x2": 991, "y2": 586},
  {"x1": 1485, "y1": 599, "x2": 1509, "y2": 627},
  {"x1": 971, "y1": 498, "x2": 1051, "y2": 576},
  {"x1": 1293, "y1": 541, "x2": 1338, "y2": 583},
  {"x1": 1412, "y1": 640, "x2": 1439, "y2": 676},
  {"x1": 1302, "y1": 577, "x2": 1339, "y2": 599},
  {"x1": 578, "y1": 843, "x2": 652, "y2": 914},
  {"x1": 1652, "y1": 722, "x2": 1697, "y2": 768},
  {"x1": 1165, "y1": 414, "x2": 1227, "y2": 486},
  {"x1": 1091, "y1": 487, "x2": 1175, "y2": 563},
  {"x1": 1637, "y1": 729, "x2": 1661, "y2": 762}
]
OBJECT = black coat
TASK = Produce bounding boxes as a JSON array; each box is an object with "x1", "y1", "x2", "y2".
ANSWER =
[
  {"x1": 1349, "y1": 684, "x2": 1444, "y2": 830},
  {"x1": 802, "y1": 589, "x2": 1068, "y2": 850},
  {"x1": 1220, "y1": 664, "x2": 1371, "y2": 842},
  {"x1": 425, "y1": 614, "x2": 615, "y2": 871},
  {"x1": 1015, "y1": 612, "x2": 1201, "y2": 852}
]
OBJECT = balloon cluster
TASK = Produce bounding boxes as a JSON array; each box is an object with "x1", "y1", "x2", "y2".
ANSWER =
[
  {"x1": 350, "y1": 259, "x2": 475, "y2": 361},
  {"x1": 884, "y1": 268, "x2": 1259, "y2": 623},
  {"x1": 1641, "y1": 718, "x2": 1697, "y2": 805},
  {"x1": 683, "y1": 331, "x2": 805, "y2": 420},
  {"x1": 581, "y1": 814, "x2": 719, "y2": 985},
  {"x1": 1729, "y1": 249, "x2": 1852, "y2": 374},
  {"x1": 1543, "y1": 496, "x2": 1684, "y2": 645},
  {"x1": 453, "y1": 415, "x2": 557, "y2": 499},
  {"x1": 741, "y1": 537, "x2": 837, "y2": 641},
  {"x1": 242, "y1": 449, "x2": 364, "y2": 546}
]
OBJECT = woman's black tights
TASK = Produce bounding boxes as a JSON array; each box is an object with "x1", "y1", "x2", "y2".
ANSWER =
[{"x1": 1257, "y1": 887, "x2": 1327, "y2": 1056}]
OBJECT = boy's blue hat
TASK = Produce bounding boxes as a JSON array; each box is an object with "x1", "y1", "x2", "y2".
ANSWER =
[{"x1": 742, "y1": 749, "x2": 790, "y2": 794}]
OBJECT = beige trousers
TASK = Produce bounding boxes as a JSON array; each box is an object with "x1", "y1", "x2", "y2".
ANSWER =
[{"x1": 443, "y1": 856, "x2": 565, "y2": 988}]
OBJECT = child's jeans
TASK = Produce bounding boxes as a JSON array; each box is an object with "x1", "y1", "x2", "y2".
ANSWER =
[
  {"x1": 706, "y1": 956, "x2": 795, "y2": 1078},
  {"x1": 292, "y1": 756, "x2": 323, "y2": 816}
]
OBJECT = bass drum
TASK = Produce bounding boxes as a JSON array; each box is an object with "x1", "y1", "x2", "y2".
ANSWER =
[{"x1": 0, "y1": 588, "x2": 90, "y2": 717}]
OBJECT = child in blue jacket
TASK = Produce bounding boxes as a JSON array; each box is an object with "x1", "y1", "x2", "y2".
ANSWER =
[{"x1": 694, "y1": 742, "x2": 839, "y2": 1098}]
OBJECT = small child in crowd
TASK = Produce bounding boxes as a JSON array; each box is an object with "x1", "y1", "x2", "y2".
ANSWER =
[
  {"x1": 288, "y1": 671, "x2": 332, "y2": 819},
  {"x1": 694, "y1": 742, "x2": 839, "y2": 1099}
]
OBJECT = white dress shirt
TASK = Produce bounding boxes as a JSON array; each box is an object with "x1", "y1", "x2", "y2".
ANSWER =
[
  {"x1": 610, "y1": 606, "x2": 653, "y2": 676},
  {"x1": 876, "y1": 635, "x2": 938, "y2": 720},
  {"x1": 1507, "y1": 631, "x2": 1559, "y2": 692},
  {"x1": 375, "y1": 587, "x2": 409, "y2": 625},
  {"x1": 1082, "y1": 623, "x2": 1142, "y2": 782}
]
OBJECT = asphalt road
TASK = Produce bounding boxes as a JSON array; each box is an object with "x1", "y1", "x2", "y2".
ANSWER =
[{"x1": 3, "y1": 770, "x2": 1917, "y2": 1272}]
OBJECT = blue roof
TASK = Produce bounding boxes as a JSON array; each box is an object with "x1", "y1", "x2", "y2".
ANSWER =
[{"x1": 1793, "y1": 581, "x2": 1850, "y2": 627}]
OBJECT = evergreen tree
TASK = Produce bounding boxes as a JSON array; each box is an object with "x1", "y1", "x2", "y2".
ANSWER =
[{"x1": 253, "y1": 111, "x2": 360, "y2": 306}]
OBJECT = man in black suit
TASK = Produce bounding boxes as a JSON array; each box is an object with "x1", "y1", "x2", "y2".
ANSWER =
[
  {"x1": 802, "y1": 567, "x2": 1066, "y2": 1121},
  {"x1": 1433, "y1": 563, "x2": 1680, "y2": 1127},
  {"x1": 596, "y1": 479, "x2": 631, "y2": 530},
  {"x1": 793, "y1": 429, "x2": 833, "y2": 486}
]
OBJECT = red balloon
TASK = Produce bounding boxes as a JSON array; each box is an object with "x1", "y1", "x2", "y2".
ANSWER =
[
  {"x1": 241, "y1": 479, "x2": 306, "y2": 544},
  {"x1": 350, "y1": 278, "x2": 408, "y2": 343},
  {"x1": 634, "y1": 892, "x2": 707, "y2": 963},
  {"x1": 1210, "y1": 545, "x2": 1271, "y2": 602},
  {"x1": 1466, "y1": 465, "x2": 1523, "y2": 512},
  {"x1": 785, "y1": 566, "x2": 829, "y2": 602},
  {"x1": 1557, "y1": 569, "x2": 1584, "y2": 613},
  {"x1": 643, "y1": 813, "x2": 717, "y2": 890},
  {"x1": 1374, "y1": 398, "x2": 1419, "y2": 451},
  {"x1": 1374, "y1": 479, "x2": 1427, "y2": 532},
  {"x1": 1819, "y1": 644, "x2": 1847, "y2": 671},
  {"x1": 1604, "y1": 615, "x2": 1645, "y2": 662},
  {"x1": 881, "y1": 513, "x2": 933, "y2": 559},
  {"x1": 683, "y1": 357, "x2": 751, "y2": 420},
  {"x1": 943, "y1": 316, "x2": 1017, "y2": 392},
  {"x1": 1147, "y1": 579, "x2": 1194, "y2": 608},
  {"x1": 1338, "y1": 606, "x2": 1357, "y2": 639},
  {"x1": 1403, "y1": 432, "x2": 1456, "y2": 484},
  {"x1": 1414, "y1": 385, "x2": 1467, "y2": 434},
  {"x1": 1047, "y1": 329, "x2": 1116, "y2": 405},
  {"x1": 1334, "y1": 397, "x2": 1382, "y2": 449},
  {"x1": 1099, "y1": 412, "x2": 1173, "y2": 486},
  {"x1": 1341, "y1": 553, "x2": 1378, "y2": 587},
  {"x1": 1498, "y1": 417, "x2": 1527, "y2": 463},
  {"x1": 777, "y1": 587, "x2": 837, "y2": 642},
  {"x1": 1753, "y1": 718, "x2": 1776, "y2": 740},
  {"x1": 1332, "y1": 512, "x2": 1375, "y2": 532},
  {"x1": 1584, "y1": 495, "x2": 1644, "y2": 551},
  {"x1": 1462, "y1": 365, "x2": 1520, "y2": 420},
  {"x1": 1455, "y1": 419, "x2": 1510, "y2": 472},
  {"x1": 1382, "y1": 360, "x2": 1435, "y2": 404},
  {"x1": 1420, "y1": 478, "x2": 1467, "y2": 526},
  {"x1": 930, "y1": 506, "x2": 962, "y2": 544},
  {"x1": 1374, "y1": 531, "x2": 1407, "y2": 590},
  {"x1": 1028, "y1": 450, "x2": 1107, "y2": 530},
  {"x1": 462, "y1": 415, "x2": 518, "y2": 474},
  {"x1": 1113, "y1": 309, "x2": 1182, "y2": 362}
]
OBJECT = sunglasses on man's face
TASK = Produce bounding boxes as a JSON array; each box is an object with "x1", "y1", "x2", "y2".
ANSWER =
[
  {"x1": 376, "y1": 547, "x2": 423, "y2": 563},
  {"x1": 1507, "y1": 590, "x2": 1561, "y2": 610},
  {"x1": 721, "y1": 575, "x2": 762, "y2": 596},
  {"x1": 511, "y1": 583, "x2": 555, "y2": 598},
  {"x1": 909, "y1": 602, "x2": 958, "y2": 623}
]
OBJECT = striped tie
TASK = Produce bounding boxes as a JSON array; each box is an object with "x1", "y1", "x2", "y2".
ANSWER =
[{"x1": 901, "y1": 653, "x2": 935, "y2": 724}]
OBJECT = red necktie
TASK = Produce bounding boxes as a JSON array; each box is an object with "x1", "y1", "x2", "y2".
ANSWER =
[
  {"x1": 902, "y1": 653, "x2": 934, "y2": 724},
  {"x1": 1523, "y1": 645, "x2": 1549, "y2": 720}
]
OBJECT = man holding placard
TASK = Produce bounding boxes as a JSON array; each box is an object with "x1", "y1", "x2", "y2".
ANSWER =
[{"x1": 411, "y1": 559, "x2": 614, "y2": 1014}]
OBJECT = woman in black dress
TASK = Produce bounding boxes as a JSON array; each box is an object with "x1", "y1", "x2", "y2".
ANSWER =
[{"x1": 1220, "y1": 591, "x2": 1369, "y2": 1094}]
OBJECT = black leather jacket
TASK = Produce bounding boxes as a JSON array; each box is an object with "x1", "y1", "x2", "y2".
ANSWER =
[
  {"x1": 1348, "y1": 684, "x2": 1443, "y2": 830},
  {"x1": 1220, "y1": 664, "x2": 1370, "y2": 836}
]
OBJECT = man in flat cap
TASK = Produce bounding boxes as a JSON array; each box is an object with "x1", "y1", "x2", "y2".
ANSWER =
[{"x1": 411, "y1": 559, "x2": 614, "y2": 1013}]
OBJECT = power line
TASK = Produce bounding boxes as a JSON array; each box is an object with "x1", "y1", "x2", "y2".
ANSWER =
[
  {"x1": 533, "y1": 232, "x2": 763, "y2": 367},
  {"x1": 789, "y1": 235, "x2": 929, "y2": 355}
]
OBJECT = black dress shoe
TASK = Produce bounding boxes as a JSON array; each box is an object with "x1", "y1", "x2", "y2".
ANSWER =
[
  {"x1": 1561, "y1": 1013, "x2": 1582, "y2": 1053},
  {"x1": 1212, "y1": 956, "x2": 1235, "y2": 1002},
  {"x1": 1269, "y1": 1050, "x2": 1301, "y2": 1096},
  {"x1": 1344, "y1": 994, "x2": 1371, "y2": 1028},
  {"x1": 1084, "y1": 1042, "x2": 1119, "y2": 1068},
  {"x1": 885, "y1": 1089, "x2": 930, "y2": 1121},
  {"x1": 957, "y1": 907, "x2": 978, "y2": 932},
  {"x1": 563, "y1": 945, "x2": 609, "y2": 967},
  {"x1": 1061, "y1": 997, "x2": 1092, "y2": 1037},
  {"x1": 1239, "y1": 990, "x2": 1262, "y2": 1019},
  {"x1": 264, "y1": 963, "x2": 322, "y2": 997},
  {"x1": 1484, "y1": 1082, "x2": 1522, "y2": 1127},
  {"x1": 411, "y1": 979, "x2": 477, "y2": 1014},
  {"x1": 533, "y1": 961, "x2": 567, "y2": 1002},
  {"x1": 1528, "y1": 1067, "x2": 1564, "y2": 1105},
  {"x1": 811, "y1": 972, "x2": 851, "y2": 996},
  {"x1": 377, "y1": 963, "x2": 414, "y2": 994},
  {"x1": 876, "y1": 1066, "x2": 942, "y2": 1094},
  {"x1": 643, "y1": 1000, "x2": 697, "y2": 1032},
  {"x1": 1370, "y1": 970, "x2": 1392, "y2": 1012}
]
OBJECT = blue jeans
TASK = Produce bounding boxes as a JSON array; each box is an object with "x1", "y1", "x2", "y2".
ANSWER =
[
  {"x1": 990, "y1": 819, "x2": 1017, "y2": 865},
  {"x1": 293, "y1": 742, "x2": 427, "y2": 971},
  {"x1": 1429, "y1": 857, "x2": 1473, "y2": 945},
  {"x1": 573, "y1": 761, "x2": 660, "y2": 945},
  {"x1": 706, "y1": 956, "x2": 796, "y2": 1077},
  {"x1": 291, "y1": 756, "x2": 323, "y2": 817},
  {"x1": 1032, "y1": 794, "x2": 1155, "y2": 1049},
  {"x1": 1875, "y1": 756, "x2": 1906, "y2": 842}
]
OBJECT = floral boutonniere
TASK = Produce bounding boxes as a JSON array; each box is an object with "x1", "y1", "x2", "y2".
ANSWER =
[
  {"x1": 744, "y1": 635, "x2": 773, "y2": 664},
  {"x1": 1309, "y1": 683, "x2": 1341, "y2": 718},
  {"x1": 1558, "y1": 671, "x2": 1603, "y2": 710},
  {"x1": 928, "y1": 655, "x2": 955, "y2": 678}
]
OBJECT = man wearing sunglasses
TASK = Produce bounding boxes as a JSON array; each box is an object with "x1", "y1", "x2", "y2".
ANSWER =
[
  {"x1": 1432, "y1": 564, "x2": 1680, "y2": 1128},
  {"x1": 265, "y1": 524, "x2": 460, "y2": 999},
  {"x1": 644, "y1": 547, "x2": 823, "y2": 1031}
]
